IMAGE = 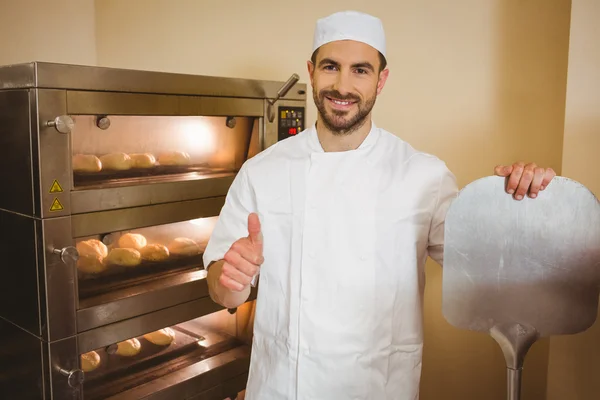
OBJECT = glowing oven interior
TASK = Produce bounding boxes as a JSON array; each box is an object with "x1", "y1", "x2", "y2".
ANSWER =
[
  {"x1": 70, "y1": 115, "x2": 259, "y2": 188},
  {"x1": 75, "y1": 217, "x2": 217, "y2": 302},
  {"x1": 80, "y1": 308, "x2": 252, "y2": 400}
]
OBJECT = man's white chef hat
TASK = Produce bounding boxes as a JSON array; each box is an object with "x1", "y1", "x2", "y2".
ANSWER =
[{"x1": 312, "y1": 10, "x2": 386, "y2": 59}]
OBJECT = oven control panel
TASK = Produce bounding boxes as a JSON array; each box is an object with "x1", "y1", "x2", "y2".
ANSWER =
[{"x1": 278, "y1": 106, "x2": 305, "y2": 141}]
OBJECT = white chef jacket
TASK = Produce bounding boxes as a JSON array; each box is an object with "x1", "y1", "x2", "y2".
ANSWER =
[{"x1": 203, "y1": 122, "x2": 458, "y2": 400}]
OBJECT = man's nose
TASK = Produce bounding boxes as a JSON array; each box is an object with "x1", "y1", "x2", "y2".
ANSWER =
[{"x1": 332, "y1": 70, "x2": 352, "y2": 95}]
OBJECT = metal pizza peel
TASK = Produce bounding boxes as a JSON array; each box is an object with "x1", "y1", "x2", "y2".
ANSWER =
[{"x1": 442, "y1": 176, "x2": 600, "y2": 400}]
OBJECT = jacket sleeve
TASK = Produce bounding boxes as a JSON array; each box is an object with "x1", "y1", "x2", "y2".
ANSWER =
[
  {"x1": 202, "y1": 164, "x2": 256, "y2": 268},
  {"x1": 427, "y1": 166, "x2": 459, "y2": 267}
]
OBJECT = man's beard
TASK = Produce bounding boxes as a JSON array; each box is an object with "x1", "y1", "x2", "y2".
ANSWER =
[{"x1": 313, "y1": 87, "x2": 377, "y2": 135}]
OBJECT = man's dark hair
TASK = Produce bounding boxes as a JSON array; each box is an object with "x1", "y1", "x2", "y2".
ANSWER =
[{"x1": 310, "y1": 49, "x2": 388, "y2": 73}]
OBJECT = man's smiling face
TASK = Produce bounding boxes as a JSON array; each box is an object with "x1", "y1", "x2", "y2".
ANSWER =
[{"x1": 308, "y1": 40, "x2": 389, "y2": 135}]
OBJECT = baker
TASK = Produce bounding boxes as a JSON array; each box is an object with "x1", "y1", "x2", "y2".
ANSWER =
[{"x1": 204, "y1": 10, "x2": 556, "y2": 399}]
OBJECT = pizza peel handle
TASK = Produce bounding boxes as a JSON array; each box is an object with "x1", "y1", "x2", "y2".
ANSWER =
[{"x1": 442, "y1": 176, "x2": 600, "y2": 400}]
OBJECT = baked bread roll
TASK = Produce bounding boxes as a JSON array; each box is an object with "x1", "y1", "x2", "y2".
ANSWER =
[
  {"x1": 76, "y1": 239, "x2": 108, "y2": 274},
  {"x1": 115, "y1": 338, "x2": 141, "y2": 357},
  {"x1": 80, "y1": 350, "x2": 101, "y2": 372},
  {"x1": 158, "y1": 151, "x2": 191, "y2": 166},
  {"x1": 143, "y1": 328, "x2": 175, "y2": 346},
  {"x1": 140, "y1": 244, "x2": 170, "y2": 262},
  {"x1": 99, "y1": 152, "x2": 132, "y2": 170},
  {"x1": 130, "y1": 153, "x2": 156, "y2": 169},
  {"x1": 167, "y1": 238, "x2": 201, "y2": 257},
  {"x1": 118, "y1": 233, "x2": 147, "y2": 250},
  {"x1": 73, "y1": 154, "x2": 102, "y2": 173},
  {"x1": 106, "y1": 248, "x2": 142, "y2": 267}
]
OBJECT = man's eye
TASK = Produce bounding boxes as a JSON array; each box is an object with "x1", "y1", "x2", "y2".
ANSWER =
[
  {"x1": 355, "y1": 68, "x2": 367, "y2": 74},
  {"x1": 323, "y1": 65, "x2": 337, "y2": 71}
]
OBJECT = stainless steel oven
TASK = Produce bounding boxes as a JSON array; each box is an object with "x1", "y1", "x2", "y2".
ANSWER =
[{"x1": 0, "y1": 61, "x2": 306, "y2": 399}]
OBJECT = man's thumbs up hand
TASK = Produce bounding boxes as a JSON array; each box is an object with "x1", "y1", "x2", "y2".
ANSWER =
[
  {"x1": 247, "y1": 212, "x2": 263, "y2": 249},
  {"x1": 219, "y1": 213, "x2": 264, "y2": 291}
]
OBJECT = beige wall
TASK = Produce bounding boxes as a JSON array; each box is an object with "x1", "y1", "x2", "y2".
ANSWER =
[
  {"x1": 547, "y1": 0, "x2": 600, "y2": 399},
  {"x1": 0, "y1": 0, "x2": 96, "y2": 66},
  {"x1": 94, "y1": 0, "x2": 571, "y2": 398}
]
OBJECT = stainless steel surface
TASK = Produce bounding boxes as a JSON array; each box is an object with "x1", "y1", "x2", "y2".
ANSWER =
[
  {"x1": 226, "y1": 116, "x2": 237, "y2": 129},
  {"x1": 37, "y1": 89, "x2": 71, "y2": 219},
  {"x1": 0, "y1": 317, "x2": 46, "y2": 400},
  {"x1": 77, "y1": 296, "x2": 224, "y2": 354},
  {"x1": 267, "y1": 73, "x2": 301, "y2": 123},
  {"x1": 104, "y1": 346, "x2": 250, "y2": 400},
  {"x1": 507, "y1": 369, "x2": 521, "y2": 400},
  {"x1": 0, "y1": 62, "x2": 35, "y2": 90},
  {"x1": 53, "y1": 246, "x2": 79, "y2": 264},
  {"x1": 43, "y1": 216, "x2": 78, "y2": 341},
  {"x1": 96, "y1": 115, "x2": 111, "y2": 130},
  {"x1": 0, "y1": 211, "x2": 43, "y2": 337},
  {"x1": 78, "y1": 269, "x2": 258, "y2": 333},
  {"x1": 49, "y1": 334, "x2": 81, "y2": 399},
  {"x1": 490, "y1": 323, "x2": 537, "y2": 400},
  {"x1": 71, "y1": 196, "x2": 226, "y2": 238},
  {"x1": 267, "y1": 104, "x2": 275, "y2": 124},
  {"x1": 29, "y1": 89, "x2": 42, "y2": 218},
  {"x1": 58, "y1": 367, "x2": 85, "y2": 388},
  {"x1": 70, "y1": 174, "x2": 233, "y2": 215},
  {"x1": 0, "y1": 90, "x2": 36, "y2": 215},
  {"x1": 442, "y1": 176, "x2": 600, "y2": 400},
  {"x1": 186, "y1": 374, "x2": 248, "y2": 400},
  {"x1": 105, "y1": 343, "x2": 118, "y2": 355},
  {"x1": 46, "y1": 115, "x2": 74, "y2": 134},
  {"x1": 67, "y1": 91, "x2": 264, "y2": 117},
  {"x1": 0, "y1": 62, "x2": 307, "y2": 101},
  {"x1": 77, "y1": 270, "x2": 209, "y2": 331},
  {"x1": 263, "y1": 99, "x2": 306, "y2": 149},
  {"x1": 275, "y1": 74, "x2": 301, "y2": 99}
]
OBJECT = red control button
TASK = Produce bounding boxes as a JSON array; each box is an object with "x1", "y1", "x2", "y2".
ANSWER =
[{"x1": 288, "y1": 128, "x2": 297, "y2": 135}]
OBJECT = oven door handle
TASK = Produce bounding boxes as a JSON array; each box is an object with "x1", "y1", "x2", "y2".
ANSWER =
[
  {"x1": 45, "y1": 115, "x2": 75, "y2": 134},
  {"x1": 52, "y1": 246, "x2": 79, "y2": 265},
  {"x1": 58, "y1": 367, "x2": 85, "y2": 388}
]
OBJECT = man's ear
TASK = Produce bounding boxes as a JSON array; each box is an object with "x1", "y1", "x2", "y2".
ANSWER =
[{"x1": 376, "y1": 68, "x2": 389, "y2": 95}]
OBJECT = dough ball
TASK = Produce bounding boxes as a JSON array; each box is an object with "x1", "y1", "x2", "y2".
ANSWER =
[
  {"x1": 77, "y1": 255, "x2": 107, "y2": 274},
  {"x1": 80, "y1": 350, "x2": 101, "y2": 372},
  {"x1": 73, "y1": 154, "x2": 102, "y2": 173},
  {"x1": 105, "y1": 248, "x2": 142, "y2": 267},
  {"x1": 130, "y1": 153, "x2": 156, "y2": 169},
  {"x1": 167, "y1": 238, "x2": 201, "y2": 257},
  {"x1": 115, "y1": 338, "x2": 141, "y2": 357},
  {"x1": 99, "y1": 153, "x2": 132, "y2": 170},
  {"x1": 118, "y1": 233, "x2": 147, "y2": 250},
  {"x1": 140, "y1": 244, "x2": 170, "y2": 262},
  {"x1": 143, "y1": 328, "x2": 175, "y2": 346},
  {"x1": 77, "y1": 239, "x2": 108, "y2": 258},
  {"x1": 76, "y1": 239, "x2": 108, "y2": 274},
  {"x1": 158, "y1": 151, "x2": 191, "y2": 166}
]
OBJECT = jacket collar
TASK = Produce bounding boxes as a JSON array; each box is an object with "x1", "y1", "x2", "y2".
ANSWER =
[{"x1": 307, "y1": 120, "x2": 380, "y2": 153}]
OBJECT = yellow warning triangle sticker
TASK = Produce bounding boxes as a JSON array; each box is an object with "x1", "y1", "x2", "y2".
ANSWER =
[
  {"x1": 50, "y1": 198, "x2": 64, "y2": 212},
  {"x1": 49, "y1": 180, "x2": 63, "y2": 193}
]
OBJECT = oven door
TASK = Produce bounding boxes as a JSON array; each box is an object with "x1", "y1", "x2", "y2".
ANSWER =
[
  {"x1": 43, "y1": 198, "x2": 259, "y2": 341},
  {"x1": 34, "y1": 89, "x2": 264, "y2": 218},
  {"x1": 45, "y1": 304, "x2": 254, "y2": 400}
]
